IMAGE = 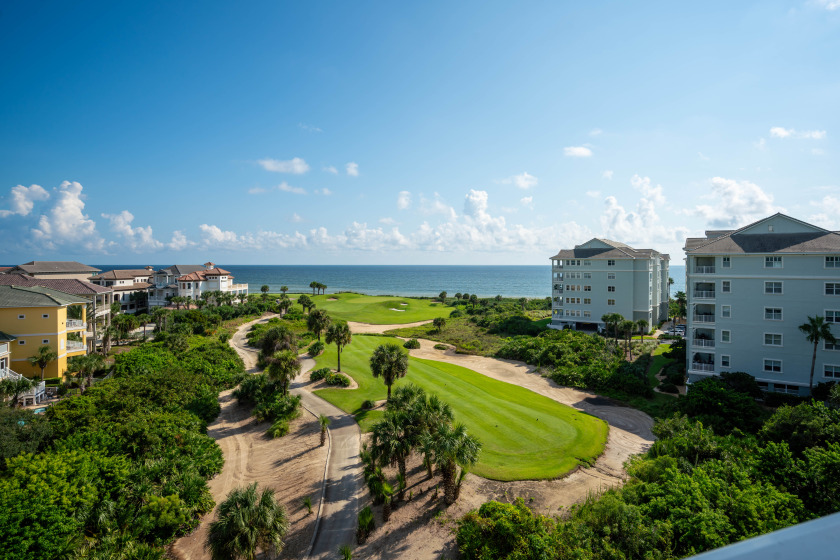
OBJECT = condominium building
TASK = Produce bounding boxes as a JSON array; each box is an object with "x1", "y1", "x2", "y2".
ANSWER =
[
  {"x1": 549, "y1": 238, "x2": 670, "y2": 331},
  {"x1": 89, "y1": 267, "x2": 154, "y2": 314},
  {"x1": 148, "y1": 262, "x2": 248, "y2": 307},
  {"x1": 684, "y1": 213, "x2": 840, "y2": 395},
  {"x1": 7, "y1": 261, "x2": 101, "y2": 281}
]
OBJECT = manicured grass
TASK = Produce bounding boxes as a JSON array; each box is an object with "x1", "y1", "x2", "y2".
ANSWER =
[
  {"x1": 314, "y1": 335, "x2": 608, "y2": 481},
  {"x1": 309, "y1": 293, "x2": 451, "y2": 324},
  {"x1": 387, "y1": 315, "x2": 507, "y2": 356}
]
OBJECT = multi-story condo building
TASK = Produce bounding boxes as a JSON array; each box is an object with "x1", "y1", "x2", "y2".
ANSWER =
[
  {"x1": 0, "y1": 284, "x2": 88, "y2": 380},
  {"x1": 148, "y1": 262, "x2": 248, "y2": 307},
  {"x1": 549, "y1": 238, "x2": 670, "y2": 331},
  {"x1": 7, "y1": 260, "x2": 101, "y2": 281},
  {"x1": 684, "y1": 213, "x2": 840, "y2": 396},
  {"x1": 89, "y1": 267, "x2": 154, "y2": 314}
]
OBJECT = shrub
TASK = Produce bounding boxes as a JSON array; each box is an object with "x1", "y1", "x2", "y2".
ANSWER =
[
  {"x1": 362, "y1": 400, "x2": 376, "y2": 410},
  {"x1": 253, "y1": 394, "x2": 302, "y2": 424},
  {"x1": 310, "y1": 368, "x2": 331, "y2": 382},
  {"x1": 309, "y1": 341, "x2": 325, "y2": 356},
  {"x1": 658, "y1": 382, "x2": 679, "y2": 394},
  {"x1": 403, "y1": 338, "x2": 421, "y2": 349},
  {"x1": 267, "y1": 418, "x2": 291, "y2": 438},
  {"x1": 812, "y1": 381, "x2": 837, "y2": 402},
  {"x1": 434, "y1": 343, "x2": 448, "y2": 350},
  {"x1": 57, "y1": 382, "x2": 69, "y2": 397},
  {"x1": 762, "y1": 391, "x2": 808, "y2": 408},
  {"x1": 357, "y1": 506, "x2": 376, "y2": 544},
  {"x1": 678, "y1": 377, "x2": 763, "y2": 434},
  {"x1": 324, "y1": 372, "x2": 351, "y2": 387},
  {"x1": 218, "y1": 332, "x2": 230, "y2": 343},
  {"x1": 449, "y1": 309, "x2": 464, "y2": 318}
]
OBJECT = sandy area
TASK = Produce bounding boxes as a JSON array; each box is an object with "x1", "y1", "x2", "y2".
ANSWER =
[
  {"x1": 170, "y1": 315, "x2": 328, "y2": 560},
  {"x1": 347, "y1": 320, "x2": 432, "y2": 334}
]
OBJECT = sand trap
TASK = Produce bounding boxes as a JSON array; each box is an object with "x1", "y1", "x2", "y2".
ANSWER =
[
  {"x1": 400, "y1": 302, "x2": 408, "y2": 306},
  {"x1": 389, "y1": 308, "x2": 406, "y2": 312},
  {"x1": 327, "y1": 297, "x2": 338, "y2": 301},
  {"x1": 347, "y1": 320, "x2": 433, "y2": 333}
]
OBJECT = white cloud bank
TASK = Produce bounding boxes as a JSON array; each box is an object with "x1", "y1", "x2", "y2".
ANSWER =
[
  {"x1": 694, "y1": 177, "x2": 782, "y2": 228},
  {"x1": 0, "y1": 184, "x2": 50, "y2": 217},
  {"x1": 102, "y1": 210, "x2": 163, "y2": 252},
  {"x1": 346, "y1": 162, "x2": 359, "y2": 177},
  {"x1": 498, "y1": 172, "x2": 538, "y2": 189},
  {"x1": 257, "y1": 157, "x2": 310, "y2": 174},
  {"x1": 564, "y1": 146, "x2": 593, "y2": 157},
  {"x1": 769, "y1": 127, "x2": 827, "y2": 140}
]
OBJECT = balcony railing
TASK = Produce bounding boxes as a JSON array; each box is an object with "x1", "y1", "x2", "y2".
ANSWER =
[
  {"x1": 66, "y1": 319, "x2": 86, "y2": 330},
  {"x1": 693, "y1": 266, "x2": 716, "y2": 274},
  {"x1": 694, "y1": 291, "x2": 716, "y2": 299},
  {"x1": 691, "y1": 362, "x2": 715, "y2": 372},
  {"x1": 692, "y1": 339, "x2": 715, "y2": 348},
  {"x1": 693, "y1": 314, "x2": 715, "y2": 323},
  {"x1": 66, "y1": 340, "x2": 86, "y2": 352}
]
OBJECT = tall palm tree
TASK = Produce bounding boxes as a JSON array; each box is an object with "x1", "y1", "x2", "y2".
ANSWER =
[
  {"x1": 318, "y1": 414, "x2": 330, "y2": 447},
  {"x1": 799, "y1": 316, "x2": 837, "y2": 394},
  {"x1": 0, "y1": 377, "x2": 34, "y2": 408},
  {"x1": 101, "y1": 325, "x2": 119, "y2": 355},
  {"x1": 601, "y1": 313, "x2": 623, "y2": 343},
  {"x1": 266, "y1": 350, "x2": 301, "y2": 396},
  {"x1": 369, "y1": 343, "x2": 409, "y2": 400},
  {"x1": 433, "y1": 317, "x2": 446, "y2": 333},
  {"x1": 620, "y1": 320, "x2": 635, "y2": 359},
  {"x1": 370, "y1": 411, "x2": 413, "y2": 500},
  {"x1": 136, "y1": 313, "x2": 151, "y2": 340},
  {"x1": 28, "y1": 345, "x2": 57, "y2": 381},
  {"x1": 205, "y1": 483, "x2": 289, "y2": 560},
  {"x1": 82, "y1": 352, "x2": 105, "y2": 391},
  {"x1": 309, "y1": 281, "x2": 318, "y2": 296},
  {"x1": 277, "y1": 298, "x2": 292, "y2": 316},
  {"x1": 280, "y1": 286, "x2": 288, "y2": 298},
  {"x1": 636, "y1": 319, "x2": 649, "y2": 342},
  {"x1": 426, "y1": 422, "x2": 481, "y2": 505},
  {"x1": 439, "y1": 291, "x2": 447, "y2": 302},
  {"x1": 261, "y1": 285, "x2": 270, "y2": 301},
  {"x1": 307, "y1": 309, "x2": 332, "y2": 342},
  {"x1": 325, "y1": 322, "x2": 352, "y2": 372},
  {"x1": 674, "y1": 291, "x2": 687, "y2": 324},
  {"x1": 152, "y1": 307, "x2": 168, "y2": 331}
]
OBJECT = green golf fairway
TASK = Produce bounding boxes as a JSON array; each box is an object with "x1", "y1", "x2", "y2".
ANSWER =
[
  {"x1": 310, "y1": 293, "x2": 450, "y2": 324},
  {"x1": 314, "y1": 335, "x2": 608, "y2": 481}
]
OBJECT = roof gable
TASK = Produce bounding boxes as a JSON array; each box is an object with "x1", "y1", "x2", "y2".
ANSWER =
[
  {"x1": 578, "y1": 239, "x2": 616, "y2": 250},
  {"x1": 738, "y1": 213, "x2": 827, "y2": 236}
]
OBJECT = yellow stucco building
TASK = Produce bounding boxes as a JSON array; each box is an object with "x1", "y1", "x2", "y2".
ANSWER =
[{"x1": 0, "y1": 285, "x2": 88, "y2": 380}]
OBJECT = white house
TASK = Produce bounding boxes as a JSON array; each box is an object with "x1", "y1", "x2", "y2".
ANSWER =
[{"x1": 148, "y1": 262, "x2": 248, "y2": 307}]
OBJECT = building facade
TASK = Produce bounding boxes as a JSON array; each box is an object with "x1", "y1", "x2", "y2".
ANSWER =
[
  {"x1": 7, "y1": 261, "x2": 101, "y2": 281},
  {"x1": 148, "y1": 262, "x2": 248, "y2": 307},
  {"x1": 684, "y1": 213, "x2": 840, "y2": 395},
  {"x1": 549, "y1": 238, "x2": 669, "y2": 331},
  {"x1": 89, "y1": 267, "x2": 153, "y2": 314}
]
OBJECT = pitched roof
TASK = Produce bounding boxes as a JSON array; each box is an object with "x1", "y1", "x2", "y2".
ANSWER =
[
  {"x1": 0, "y1": 285, "x2": 88, "y2": 308},
  {"x1": 178, "y1": 268, "x2": 232, "y2": 282},
  {"x1": 550, "y1": 239, "x2": 666, "y2": 261},
  {"x1": 156, "y1": 265, "x2": 206, "y2": 276},
  {"x1": 10, "y1": 261, "x2": 101, "y2": 274},
  {"x1": 92, "y1": 269, "x2": 152, "y2": 281},
  {"x1": 111, "y1": 282, "x2": 152, "y2": 292},
  {"x1": 0, "y1": 275, "x2": 112, "y2": 295},
  {"x1": 685, "y1": 213, "x2": 840, "y2": 254},
  {"x1": 0, "y1": 331, "x2": 17, "y2": 342}
]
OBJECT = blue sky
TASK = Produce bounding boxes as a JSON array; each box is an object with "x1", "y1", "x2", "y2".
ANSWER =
[{"x1": 1, "y1": 1, "x2": 838, "y2": 265}]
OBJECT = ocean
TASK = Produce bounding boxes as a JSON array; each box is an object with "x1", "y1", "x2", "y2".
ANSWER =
[{"x1": 88, "y1": 264, "x2": 687, "y2": 299}]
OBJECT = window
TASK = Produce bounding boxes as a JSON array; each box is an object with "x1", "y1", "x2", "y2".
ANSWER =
[
  {"x1": 42, "y1": 339, "x2": 49, "y2": 344},
  {"x1": 607, "y1": 286, "x2": 615, "y2": 292},
  {"x1": 583, "y1": 272, "x2": 591, "y2": 279},
  {"x1": 827, "y1": 256, "x2": 840, "y2": 268},
  {"x1": 827, "y1": 310, "x2": 840, "y2": 323},
  {"x1": 41, "y1": 314, "x2": 49, "y2": 319},
  {"x1": 722, "y1": 305, "x2": 731, "y2": 318},
  {"x1": 607, "y1": 273, "x2": 616, "y2": 279},
  {"x1": 765, "y1": 307, "x2": 782, "y2": 320},
  {"x1": 764, "y1": 333, "x2": 782, "y2": 346},
  {"x1": 825, "y1": 365, "x2": 840, "y2": 378},
  {"x1": 764, "y1": 359, "x2": 782, "y2": 373},
  {"x1": 722, "y1": 257, "x2": 731, "y2": 268},
  {"x1": 608, "y1": 260, "x2": 615, "y2": 266},
  {"x1": 584, "y1": 285, "x2": 591, "y2": 291},
  {"x1": 583, "y1": 298, "x2": 591, "y2": 304},
  {"x1": 17, "y1": 314, "x2": 24, "y2": 320},
  {"x1": 721, "y1": 355, "x2": 730, "y2": 367},
  {"x1": 722, "y1": 281, "x2": 731, "y2": 293},
  {"x1": 773, "y1": 384, "x2": 800, "y2": 395},
  {"x1": 18, "y1": 340, "x2": 25, "y2": 345},
  {"x1": 583, "y1": 311, "x2": 591, "y2": 318},
  {"x1": 765, "y1": 281, "x2": 783, "y2": 294},
  {"x1": 584, "y1": 260, "x2": 591, "y2": 266},
  {"x1": 721, "y1": 330, "x2": 731, "y2": 343},
  {"x1": 765, "y1": 256, "x2": 783, "y2": 268},
  {"x1": 607, "y1": 299, "x2": 616, "y2": 306},
  {"x1": 827, "y1": 283, "x2": 840, "y2": 295},
  {"x1": 826, "y1": 340, "x2": 839, "y2": 351}
]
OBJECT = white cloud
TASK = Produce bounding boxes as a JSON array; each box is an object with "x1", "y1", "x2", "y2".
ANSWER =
[
  {"x1": 631, "y1": 174, "x2": 665, "y2": 206},
  {"x1": 520, "y1": 196, "x2": 533, "y2": 209},
  {"x1": 809, "y1": 196, "x2": 840, "y2": 229},
  {"x1": 420, "y1": 194, "x2": 458, "y2": 220},
  {"x1": 315, "y1": 188, "x2": 332, "y2": 196},
  {"x1": 324, "y1": 165, "x2": 338, "y2": 174},
  {"x1": 514, "y1": 172, "x2": 538, "y2": 189},
  {"x1": 291, "y1": 213, "x2": 304, "y2": 223},
  {"x1": 564, "y1": 146, "x2": 593, "y2": 158},
  {"x1": 0, "y1": 184, "x2": 50, "y2": 217},
  {"x1": 814, "y1": 0, "x2": 840, "y2": 10},
  {"x1": 346, "y1": 162, "x2": 359, "y2": 177},
  {"x1": 257, "y1": 157, "x2": 310, "y2": 174},
  {"x1": 379, "y1": 217, "x2": 398, "y2": 225},
  {"x1": 277, "y1": 182, "x2": 307, "y2": 195},
  {"x1": 769, "y1": 127, "x2": 827, "y2": 140},
  {"x1": 397, "y1": 191, "x2": 411, "y2": 210},
  {"x1": 168, "y1": 230, "x2": 194, "y2": 251},
  {"x1": 602, "y1": 170, "x2": 613, "y2": 180},
  {"x1": 298, "y1": 123, "x2": 322, "y2": 133},
  {"x1": 694, "y1": 177, "x2": 782, "y2": 228},
  {"x1": 31, "y1": 181, "x2": 104, "y2": 252},
  {"x1": 589, "y1": 128, "x2": 603, "y2": 136},
  {"x1": 102, "y1": 210, "x2": 163, "y2": 252},
  {"x1": 586, "y1": 190, "x2": 602, "y2": 198}
]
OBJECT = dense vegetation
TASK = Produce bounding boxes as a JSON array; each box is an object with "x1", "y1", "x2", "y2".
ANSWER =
[
  {"x1": 458, "y1": 403, "x2": 840, "y2": 559},
  {"x1": 0, "y1": 328, "x2": 246, "y2": 559}
]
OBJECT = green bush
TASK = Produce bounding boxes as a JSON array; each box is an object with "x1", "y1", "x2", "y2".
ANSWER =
[
  {"x1": 310, "y1": 367, "x2": 331, "y2": 382},
  {"x1": 309, "y1": 340, "x2": 325, "y2": 356},
  {"x1": 267, "y1": 419, "x2": 291, "y2": 438},
  {"x1": 324, "y1": 371, "x2": 351, "y2": 387},
  {"x1": 658, "y1": 382, "x2": 678, "y2": 394},
  {"x1": 362, "y1": 399, "x2": 376, "y2": 410},
  {"x1": 450, "y1": 309, "x2": 464, "y2": 318},
  {"x1": 434, "y1": 343, "x2": 448, "y2": 350},
  {"x1": 678, "y1": 377, "x2": 763, "y2": 434},
  {"x1": 403, "y1": 338, "x2": 421, "y2": 349}
]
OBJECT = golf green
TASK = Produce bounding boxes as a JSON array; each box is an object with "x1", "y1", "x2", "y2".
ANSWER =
[
  {"x1": 310, "y1": 293, "x2": 450, "y2": 324},
  {"x1": 314, "y1": 335, "x2": 608, "y2": 481}
]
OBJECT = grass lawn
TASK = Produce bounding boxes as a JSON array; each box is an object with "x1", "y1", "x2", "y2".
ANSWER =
[
  {"x1": 314, "y1": 335, "x2": 608, "y2": 481},
  {"x1": 387, "y1": 315, "x2": 509, "y2": 356},
  {"x1": 309, "y1": 292, "x2": 451, "y2": 324}
]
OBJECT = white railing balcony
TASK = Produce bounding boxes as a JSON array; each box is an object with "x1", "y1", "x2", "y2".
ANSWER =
[
  {"x1": 694, "y1": 291, "x2": 715, "y2": 299},
  {"x1": 66, "y1": 319, "x2": 86, "y2": 330},
  {"x1": 693, "y1": 314, "x2": 715, "y2": 323},
  {"x1": 227, "y1": 283, "x2": 248, "y2": 292},
  {"x1": 24, "y1": 380, "x2": 46, "y2": 398},
  {"x1": 66, "y1": 340, "x2": 86, "y2": 352},
  {"x1": 693, "y1": 266, "x2": 716, "y2": 274},
  {"x1": 691, "y1": 362, "x2": 715, "y2": 372},
  {"x1": 0, "y1": 367, "x2": 23, "y2": 381},
  {"x1": 692, "y1": 339, "x2": 715, "y2": 348}
]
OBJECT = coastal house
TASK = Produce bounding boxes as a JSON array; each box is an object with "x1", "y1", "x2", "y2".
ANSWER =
[
  {"x1": 7, "y1": 261, "x2": 101, "y2": 281},
  {"x1": 684, "y1": 213, "x2": 840, "y2": 395},
  {"x1": 89, "y1": 267, "x2": 153, "y2": 314},
  {"x1": 0, "y1": 331, "x2": 46, "y2": 405},
  {"x1": 549, "y1": 238, "x2": 669, "y2": 331},
  {"x1": 148, "y1": 262, "x2": 248, "y2": 307},
  {"x1": 0, "y1": 285, "x2": 88, "y2": 380}
]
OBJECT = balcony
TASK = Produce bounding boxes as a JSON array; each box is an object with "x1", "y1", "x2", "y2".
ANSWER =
[
  {"x1": 694, "y1": 291, "x2": 716, "y2": 299},
  {"x1": 0, "y1": 368, "x2": 46, "y2": 405},
  {"x1": 66, "y1": 319, "x2": 86, "y2": 330},
  {"x1": 691, "y1": 362, "x2": 715, "y2": 372},
  {"x1": 692, "y1": 339, "x2": 715, "y2": 348},
  {"x1": 693, "y1": 314, "x2": 715, "y2": 323},
  {"x1": 66, "y1": 340, "x2": 86, "y2": 353},
  {"x1": 694, "y1": 266, "x2": 716, "y2": 274}
]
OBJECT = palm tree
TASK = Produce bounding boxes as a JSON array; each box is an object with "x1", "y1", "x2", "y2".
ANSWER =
[
  {"x1": 620, "y1": 320, "x2": 635, "y2": 359},
  {"x1": 636, "y1": 319, "x2": 649, "y2": 342},
  {"x1": 667, "y1": 277, "x2": 675, "y2": 322},
  {"x1": 318, "y1": 414, "x2": 330, "y2": 447},
  {"x1": 205, "y1": 483, "x2": 289, "y2": 560},
  {"x1": 426, "y1": 422, "x2": 481, "y2": 505},
  {"x1": 601, "y1": 313, "x2": 623, "y2": 343},
  {"x1": 280, "y1": 286, "x2": 288, "y2": 298},
  {"x1": 0, "y1": 377, "x2": 34, "y2": 408},
  {"x1": 27, "y1": 345, "x2": 57, "y2": 381},
  {"x1": 82, "y1": 352, "x2": 105, "y2": 391},
  {"x1": 309, "y1": 281, "x2": 318, "y2": 296},
  {"x1": 369, "y1": 343, "x2": 409, "y2": 400},
  {"x1": 307, "y1": 309, "x2": 332, "y2": 342},
  {"x1": 454, "y1": 293, "x2": 462, "y2": 301},
  {"x1": 266, "y1": 350, "x2": 301, "y2": 396},
  {"x1": 433, "y1": 317, "x2": 446, "y2": 333},
  {"x1": 439, "y1": 291, "x2": 447, "y2": 302},
  {"x1": 152, "y1": 307, "x2": 169, "y2": 332},
  {"x1": 370, "y1": 411, "x2": 412, "y2": 500},
  {"x1": 298, "y1": 294, "x2": 313, "y2": 314},
  {"x1": 101, "y1": 325, "x2": 119, "y2": 355},
  {"x1": 325, "y1": 322, "x2": 352, "y2": 372},
  {"x1": 261, "y1": 285, "x2": 270, "y2": 301},
  {"x1": 469, "y1": 294, "x2": 478, "y2": 308},
  {"x1": 277, "y1": 298, "x2": 292, "y2": 316},
  {"x1": 674, "y1": 291, "x2": 687, "y2": 324},
  {"x1": 799, "y1": 316, "x2": 838, "y2": 394}
]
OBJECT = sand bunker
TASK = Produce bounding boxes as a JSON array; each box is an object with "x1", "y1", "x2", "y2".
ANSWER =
[{"x1": 389, "y1": 308, "x2": 406, "y2": 312}]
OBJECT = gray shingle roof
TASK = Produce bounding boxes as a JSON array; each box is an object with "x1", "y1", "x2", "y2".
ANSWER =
[
  {"x1": 0, "y1": 275, "x2": 112, "y2": 295},
  {"x1": 156, "y1": 265, "x2": 206, "y2": 276},
  {"x1": 0, "y1": 285, "x2": 88, "y2": 308},
  {"x1": 10, "y1": 261, "x2": 101, "y2": 274},
  {"x1": 688, "y1": 232, "x2": 840, "y2": 254},
  {"x1": 92, "y1": 269, "x2": 152, "y2": 281},
  {"x1": 0, "y1": 331, "x2": 17, "y2": 342},
  {"x1": 551, "y1": 240, "x2": 666, "y2": 260}
]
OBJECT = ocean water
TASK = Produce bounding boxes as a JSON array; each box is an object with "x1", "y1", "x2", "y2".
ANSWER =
[{"x1": 89, "y1": 264, "x2": 688, "y2": 299}]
